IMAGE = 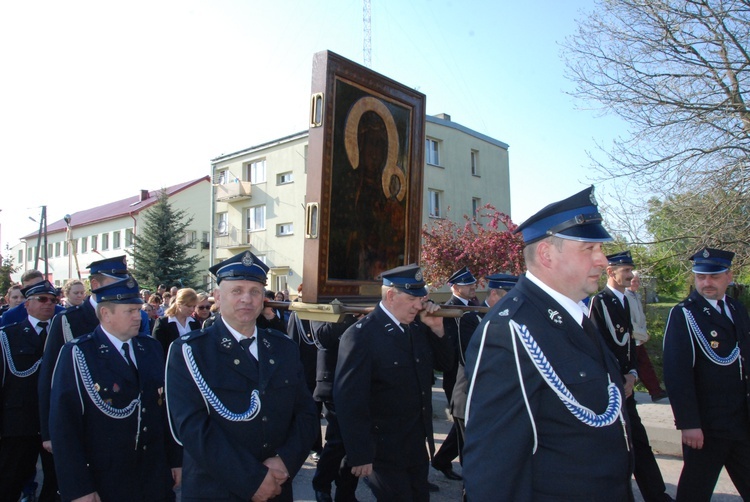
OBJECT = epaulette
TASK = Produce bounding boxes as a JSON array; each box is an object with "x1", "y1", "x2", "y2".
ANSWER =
[
  {"x1": 178, "y1": 329, "x2": 208, "y2": 343},
  {"x1": 71, "y1": 332, "x2": 95, "y2": 345},
  {"x1": 263, "y1": 327, "x2": 294, "y2": 342},
  {"x1": 1, "y1": 320, "x2": 24, "y2": 331}
]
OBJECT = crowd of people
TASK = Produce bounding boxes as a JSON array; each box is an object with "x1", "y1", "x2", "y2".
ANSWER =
[{"x1": 0, "y1": 186, "x2": 748, "y2": 502}]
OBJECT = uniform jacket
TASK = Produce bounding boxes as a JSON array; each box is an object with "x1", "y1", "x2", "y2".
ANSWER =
[
  {"x1": 165, "y1": 318, "x2": 318, "y2": 502},
  {"x1": 152, "y1": 316, "x2": 200, "y2": 360},
  {"x1": 311, "y1": 316, "x2": 358, "y2": 403},
  {"x1": 463, "y1": 276, "x2": 632, "y2": 501},
  {"x1": 39, "y1": 297, "x2": 100, "y2": 441},
  {"x1": 590, "y1": 288, "x2": 638, "y2": 377},
  {"x1": 333, "y1": 304, "x2": 454, "y2": 468},
  {"x1": 450, "y1": 303, "x2": 486, "y2": 420},
  {"x1": 663, "y1": 290, "x2": 750, "y2": 439},
  {"x1": 49, "y1": 328, "x2": 180, "y2": 502},
  {"x1": 0, "y1": 319, "x2": 46, "y2": 437}
]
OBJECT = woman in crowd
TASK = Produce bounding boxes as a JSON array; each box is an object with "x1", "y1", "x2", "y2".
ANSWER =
[
  {"x1": 149, "y1": 293, "x2": 164, "y2": 317},
  {"x1": 152, "y1": 288, "x2": 200, "y2": 358},
  {"x1": 62, "y1": 279, "x2": 86, "y2": 308},
  {"x1": 192, "y1": 292, "x2": 213, "y2": 327},
  {"x1": 1, "y1": 285, "x2": 24, "y2": 314}
]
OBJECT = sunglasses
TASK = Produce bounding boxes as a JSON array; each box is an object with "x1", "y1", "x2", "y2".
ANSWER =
[
  {"x1": 30, "y1": 296, "x2": 56, "y2": 304},
  {"x1": 196, "y1": 306, "x2": 211, "y2": 310}
]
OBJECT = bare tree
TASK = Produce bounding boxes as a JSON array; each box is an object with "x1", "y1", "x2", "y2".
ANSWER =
[{"x1": 563, "y1": 0, "x2": 750, "y2": 263}]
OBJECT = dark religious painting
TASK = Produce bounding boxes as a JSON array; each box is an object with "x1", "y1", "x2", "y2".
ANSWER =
[{"x1": 304, "y1": 51, "x2": 426, "y2": 303}]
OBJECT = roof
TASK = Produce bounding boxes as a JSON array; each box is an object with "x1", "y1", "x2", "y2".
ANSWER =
[
  {"x1": 22, "y1": 176, "x2": 210, "y2": 239},
  {"x1": 426, "y1": 115, "x2": 509, "y2": 150}
]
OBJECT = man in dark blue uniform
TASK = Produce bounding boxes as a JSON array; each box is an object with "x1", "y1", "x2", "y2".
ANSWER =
[
  {"x1": 0, "y1": 281, "x2": 59, "y2": 502},
  {"x1": 590, "y1": 251, "x2": 671, "y2": 501},
  {"x1": 0, "y1": 270, "x2": 65, "y2": 327},
  {"x1": 49, "y1": 277, "x2": 181, "y2": 502},
  {"x1": 463, "y1": 186, "x2": 633, "y2": 501},
  {"x1": 430, "y1": 267, "x2": 475, "y2": 482},
  {"x1": 334, "y1": 264, "x2": 454, "y2": 502},
  {"x1": 450, "y1": 273, "x2": 517, "y2": 463},
  {"x1": 310, "y1": 315, "x2": 360, "y2": 502},
  {"x1": 39, "y1": 255, "x2": 136, "y2": 453},
  {"x1": 663, "y1": 248, "x2": 750, "y2": 500},
  {"x1": 166, "y1": 251, "x2": 318, "y2": 502}
]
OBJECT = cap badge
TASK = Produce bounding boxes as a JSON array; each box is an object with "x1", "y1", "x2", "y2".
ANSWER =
[
  {"x1": 126, "y1": 278, "x2": 135, "y2": 289},
  {"x1": 415, "y1": 270, "x2": 423, "y2": 281},
  {"x1": 242, "y1": 252, "x2": 254, "y2": 266},
  {"x1": 703, "y1": 249, "x2": 710, "y2": 258}
]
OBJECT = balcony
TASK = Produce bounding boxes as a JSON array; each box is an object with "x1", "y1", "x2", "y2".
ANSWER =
[
  {"x1": 214, "y1": 223, "x2": 247, "y2": 249},
  {"x1": 216, "y1": 181, "x2": 252, "y2": 202}
]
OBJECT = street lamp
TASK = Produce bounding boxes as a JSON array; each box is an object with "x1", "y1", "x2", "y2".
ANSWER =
[{"x1": 64, "y1": 215, "x2": 72, "y2": 281}]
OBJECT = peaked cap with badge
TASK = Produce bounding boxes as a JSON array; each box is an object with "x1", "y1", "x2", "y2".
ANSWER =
[
  {"x1": 21, "y1": 280, "x2": 57, "y2": 299},
  {"x1": 606, "y1": 250, "x2": 634, "y2": 267},
  {"x1": 514, "y1": 185, "x2": 612, "y2": 245},
  {"x1": 209, "y1": 250, "x2": 269, "y2": 285},
  {"x1": 380, "y1": 264, "x2": 427, "y2": 297},
  {"x1": 91, "y1": 277, "x2": 143, "y2": 305},
  {"x1": 448, "y1": 267, "x2": 477, "y2": 286},
  {"x1": 690, "y1": 247, "x2": 734, "y2": 274},
  {"x1": 87, "y1": 255, "x2": 130, "y2": 279},
  {"x1": 486, "y1": 273, "x2": 518, "y2": 291}
]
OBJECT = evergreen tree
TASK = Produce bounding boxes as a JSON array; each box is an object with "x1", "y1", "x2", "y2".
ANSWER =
[
  {"x1": 0, "y1": 252, "x2": 18, "y2": 295},
  {"x1": 129, "y1": 189, "x2": 200, "y2": 290}
]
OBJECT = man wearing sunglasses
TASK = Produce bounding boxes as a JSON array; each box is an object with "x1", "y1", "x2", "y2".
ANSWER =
[
  {"x1": 0, "y1": 270, "x2": 65, "y2": 328},
  {"x1": 0, "y1": 281, "x2": 59, "y2": 502}
]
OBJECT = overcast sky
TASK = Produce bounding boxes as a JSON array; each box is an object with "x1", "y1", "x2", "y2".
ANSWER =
[{"x1": 0, "y1": 0, "x2": 626, "y2": 254}]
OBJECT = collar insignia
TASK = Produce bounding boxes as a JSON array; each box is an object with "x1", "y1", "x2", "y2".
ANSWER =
[
  {"x1": 220, "y1": 337, "x2": 232, "y2": 349},
  {"x1": 181, "y1": 335, "x2": 190, "y2": 340},
  {"x1": 498, "y1": 309, "x2": 509, "y2": 316},
  {"x1": 98, "y1": 344, "x2": 108, "y2": 351},
  {"x1": 548, "y1": 309, "x2": 563, "y2": 325},
  {"x1": 262, "y1": 338, "x2": 271, "y2": 349}
]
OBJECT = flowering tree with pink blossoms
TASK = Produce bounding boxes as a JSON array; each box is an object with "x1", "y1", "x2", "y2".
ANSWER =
[{"x1": 421, "y1": 204, "x2": 526, "y2": 288}]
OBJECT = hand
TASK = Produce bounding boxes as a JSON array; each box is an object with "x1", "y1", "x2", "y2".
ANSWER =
[
  {"x1": 623, "y1": 373, "x2": 636, "y2": 398},
  {"x1": 682, "y1": 428, "x2": 704, "y2": 450},
  {"x1": 251, "y1": 469, "x2": 283, "y2": 502},
  {"x1": 72, "y1": 493, "x2": 102, "y2": 502},
  {"x1": 351, "y1": 463, "x2": 373, "y2": 478},
  {"x1": 263, "y1": 455, "x2": 290, "y2": 483},
  {"x1": 419, "y1": 300, "x2": 445, "y2": 337},
  {"x1": 171, "y1": 467, "x2": 182, "y2": 488},
  {"x1": 42, "y1": 440, "x2": 53, "y2": 453}
]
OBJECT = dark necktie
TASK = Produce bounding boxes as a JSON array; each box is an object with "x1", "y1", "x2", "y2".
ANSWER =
[
  {"x1": 37, "y1": 321, "x2": 48, "y2": 346},
  {"x1": 717, "y1": 299, "x2": 733, "y2": 324},
  {"x1": 122, "y1": 342, "x2": 139, "y2": 382},
  {"x1": 239, "y1": 336, "x2": 257, "y2": 362}
]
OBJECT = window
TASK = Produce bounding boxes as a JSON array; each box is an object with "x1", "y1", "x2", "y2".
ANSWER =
[
  {"x1": 428, "y1": 189, "x2": 443, "y2": 218},
  {"x1": 185, "y1": 230, "x2": 197, "y2": 248},
  {"x1": 216, "y1": 170, "x2": 228, "y2": 185},
  {"x1": 102, "y1": 233, "x2": 109, "y2": 250},
  {"x1": 55, "y1": 242, "x2": 61, "y2": 257},
  {"x1": 27, "y1": 249, "x2": 32, "y2": 262},
  {"x1": 248, "y1": 159, "x2": 267, "y2": 184},
  {"x1": 202, "y1": 231, "x2": 209, "y2": 243},
  {"x1": 125, "y1": 228, "x2": 134, "y2": 247},
  {"x1": 17, "y1": 250, "x2": 22, "y2": 263},
  {"x1": 81, "y1": 236, "x2": 88, "y2": 253},
  {"x1": 277, "y1": 223, "x2": 294, "y2": 236},
  {"x1": 471, "y1": 150, "x2": 479, "y2": 176},
  {"x1": 277, "y1": 172, "x2": 294, "y2": 184},
  {"x1": 247, "y1": 206, "x2": 266, "y2": 232},
  {"x1": 63, "y1": 242, "x2": 68, "y2": 256},
  {"x1": 217, "y1": 213, "x2": 228, "y2": 236},
  {"x1": 91, "y1": 235, "x2": 98, "y2": 251},
  {"x1": 472, "y1": 198, "x2": 482, "y2": 219},
  {"x1": 426, "y1": 138, "x2": 440, "y2": 165},
  {"x1": 48, "y1": 244, "x2": 53, "y2": 259},
  {"x1": 113, "y1": 231, "x2": 121, "y2": 249}
]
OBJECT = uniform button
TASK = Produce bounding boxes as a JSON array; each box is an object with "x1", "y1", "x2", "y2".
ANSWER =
[
  {"x1": 262, "y1": 416, "x2": 268, "y2": 422},
  {"x1": 285, "y1": 379, "x2": 289, "y2": 384},
  {"x1": 579, "y1": 371, "x2": 587, "y2": 377},
  {"x1": 415, "y1": 358, "x2": 420, "y2": 363},
  {"x1": 143, "y1": 426, "x2": 148, "y2": 432},
  {"x1": 234, "y1": 359, "x2": 240, "y2": 365},
  {"x1": 394, "y1": 361, "x2": 399, "y2": 365},
  {"x1": 143, "y1": 445, "x2": 147, "y2": 451},
  {"x1": 263, "y1": 443, "x2": 269, "y2": 448},
  {"x1": 142, "y1": 408, "x2": 146, "y2": 413},
  {"x1": 269, "y1": 359, "x2": 275, "y2": 365}
]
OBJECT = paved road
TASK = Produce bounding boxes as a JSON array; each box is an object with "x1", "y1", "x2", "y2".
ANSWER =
[{"x1": 290, "y1": 385, "x2": 742, "y2": 501}]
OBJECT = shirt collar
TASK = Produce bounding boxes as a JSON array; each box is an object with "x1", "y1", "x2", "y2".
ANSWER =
[
  {"x1": 526, "y1": 271, "x2": 587, "y2": 326},
  {"x1": 379, "y1": 301, "x2": 406, "y2": 331}
]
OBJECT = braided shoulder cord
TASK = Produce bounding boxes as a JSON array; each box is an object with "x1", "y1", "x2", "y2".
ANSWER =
[
  {"x1": 294, "y1": 314, "x2": 325, "y2": 350},
  {"x1": 72, "y1": 345, "x2": 141, "y2": 419},
  {"x1": 62, "y1": 315, "x2": 74, "y2": 343},
  {"x1": 683, "y1": 308, "x2": 741, "y2": 371},
  {"x1": 182, "y1": 344, "x2": 261, "y2": 421},
  {"x1": 0, "y1": 330, "x2": 42, "y2": 378},
  {"x1": 510, "y1": 321, "x2": 622, "y2": 428}
]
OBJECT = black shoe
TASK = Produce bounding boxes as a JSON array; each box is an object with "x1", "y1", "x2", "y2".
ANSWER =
[
  {"x1": 651, "y1": 390, "x2": 668, "y2": 402},
  {"x1": 432, "y1": 464, "x2": 463, "y2": 481},
  {"x1": 311, "y1": 451, "x2": 321, "y2": 462},
  {"x1": 428, "y1": 482, "x2": 440, "y2": 492},
  {"x1": 315, "y1": 490, "x2": 333, "y2": 502}
]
